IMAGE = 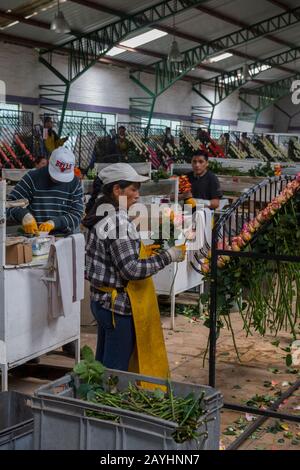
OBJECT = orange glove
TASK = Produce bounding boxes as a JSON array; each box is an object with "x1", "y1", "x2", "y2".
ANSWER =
[
  {"x1": 39, "y1": 220, "x2": 55, "y2": 233},
  {"x1": 184, "y1": 197, "x2": 197, "y2": 209},
  {"x1": 22, "y1": 213, "x2": 39, "y2": 235},
  {"x1": 143, "y1": 244, "x2": 161, "y2": 257}
]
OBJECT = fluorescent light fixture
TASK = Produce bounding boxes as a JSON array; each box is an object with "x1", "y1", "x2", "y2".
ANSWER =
[
  {"x1": 220, "y1": 63, "x2": 272, "y2": 84},
  {"x1": 106, "y1": 47, "x2": 124, "y2": 57},
  {"x1": 25, "y1": 12, "x2": 38, "y2": 19},
  {"x1": 220, "y1": 75, "x2": 238, "y2": 84},
  {"x1": 252, "y1": 64, "x2": 271, "y2": 75},
  {"x1": 2, "y1": 21, "x2": 19, "y2": 29},
  {"x1": 208, "y1": 52, "x2": 233, "y2": 63},
  {"x1": 121, "y1": 29, "x2": 167, "y2": 48},
  {"x1": 106, "y1": 29, "x2": 168, "y2": 57}
]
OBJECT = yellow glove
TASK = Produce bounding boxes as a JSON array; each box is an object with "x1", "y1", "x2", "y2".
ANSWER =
[
  {"x1": 143, "y1": 244, "x2": 161, "y2": 257},
  {"x1": 38, "y1": 220, "x2": 55, "y2": 233},
  {"x1": 22, "y1": 213, "x2": 39, "y2": 235},
  {"x1": 184, "y1": 197, "x2": 197, "y2": 209}
]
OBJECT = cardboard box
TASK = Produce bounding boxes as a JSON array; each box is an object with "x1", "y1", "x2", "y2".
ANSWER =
[{"x1": 5, "y1": 238, "x2": 33, "y2": 265}]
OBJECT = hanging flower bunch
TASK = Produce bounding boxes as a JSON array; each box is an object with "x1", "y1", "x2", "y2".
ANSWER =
[
  {"x1": 200, "y1": 176, "x2": 300, "y2": 274},
  {"x1": 228, "y1": 142, "x2": 247, "y2": 159},
  {"x1": 180, "y1": 130, "x2": 200, "y2": 151},
  {"x1": 199, "y1": 175, "x2": 300, "y2": 348},
  {"x1": 261, "y1": 137, "x2": 287, "y2": 161},
  {"x1": 127, "y1": 132, "x2": 148, "y2": 156},
  {"x1": 292, "y1": 140, "x2": 300, "y2": 160},
  {"x1": 246, "y1": 140, "x2": 266, "y2": 161}
]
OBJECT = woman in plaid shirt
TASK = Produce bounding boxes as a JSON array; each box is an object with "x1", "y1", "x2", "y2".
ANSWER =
[{"x1": 83, "y1": 163, "x2": 185, "y2": 372}]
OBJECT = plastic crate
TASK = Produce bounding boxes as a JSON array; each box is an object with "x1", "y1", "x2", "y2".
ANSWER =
[
  {"x1": 0, "y1": 391, "x2": 33, "y2": 450},
  {"x1": 32, "y1": 369, "x2": 223, "y2": 450}
]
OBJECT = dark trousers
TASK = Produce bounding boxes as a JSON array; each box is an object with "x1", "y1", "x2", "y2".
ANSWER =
[{"x1": 90, "y1": 301, "x2": 136, "y2": 371}]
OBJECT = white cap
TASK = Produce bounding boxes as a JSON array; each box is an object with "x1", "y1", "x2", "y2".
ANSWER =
[
  {"x1": 48, "y1": 147, "x2": 75, "y2": 183},
  {"x1": 99, "y1": 163, "x2": 149, "y2": 186}
]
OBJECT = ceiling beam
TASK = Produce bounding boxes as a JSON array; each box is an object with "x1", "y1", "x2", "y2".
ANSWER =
[
  {"x1": 195, "y1": 4, "x2": 296, "y2": 74},
  {"x1": 39, "y1": 0, "x2": 212, "y2": 84},
  {"x1": 0, "y1": 32, "x2": 52, "y2": 49},
  {"x1": 0, "y1": 31, "x2": 198, "y2": 84},
  {"x1": 0, "y1": 8, "x2": 50, "y2": 30},
  {"x1": 132, "y1": 6, "x2": 300, "y2": 98},
  {"x1": 266, "y1": 0, "x2": 291, "y2": 10},
  {"x1": 0, "y1": 0, "x2": 279, "y2": 80},
  {"x1": 69, "y1": 0, "x2": 127, "y2": 18}
]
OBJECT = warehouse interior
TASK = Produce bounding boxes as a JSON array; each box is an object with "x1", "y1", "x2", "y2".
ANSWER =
[{"x1": 0, "y1": 0, "x2": 300, "y2": 453}]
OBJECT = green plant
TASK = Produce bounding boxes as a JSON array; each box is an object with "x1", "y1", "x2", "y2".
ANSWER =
[
  {"x1": 152, "y1": 168, "x2": 169, "y2": 182},
  {"x1": 208, "y1": 160, "x2": 248, "y2": 176},
  {"x1": 200, "y1": 182, "x2": 300, "y2": 357},
  {"x1": 249, "y1": 162, "x2": 274, "y2": 177},
  {"x1": 72, "y1": 347, "x2": 208, "y2": 444},
  {"x1": 87, "y1": 168, "x2": 97, "y2": 180}
]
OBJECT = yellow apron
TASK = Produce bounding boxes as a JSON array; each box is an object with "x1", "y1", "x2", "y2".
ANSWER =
[
  {"x1": 99, "y1": 243, "x2": 169, "y2": 382},
  {"x1": 44, "y1": 134, "x2": 65, "y2": 154}
]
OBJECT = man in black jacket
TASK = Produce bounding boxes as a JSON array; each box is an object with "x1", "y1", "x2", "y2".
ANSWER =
[{"x1": 182, "y1": 152, "x2": 222, "y2": 209}]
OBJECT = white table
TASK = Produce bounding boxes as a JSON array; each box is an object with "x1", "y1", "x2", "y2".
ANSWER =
[{"x1": 0, "y1": 181, "x2": 81, "y2": 391}]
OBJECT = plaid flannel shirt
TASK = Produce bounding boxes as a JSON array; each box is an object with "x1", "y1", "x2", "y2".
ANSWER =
[{"x1": 85, "y1": 209, "x2": 172, "y2": 316}]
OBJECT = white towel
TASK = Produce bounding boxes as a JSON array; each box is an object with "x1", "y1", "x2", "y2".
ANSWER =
[
  {"x1": 44, "y1": 238, "x2": 73, "y2": 319},
  {"x1": 70, "y1": 233, "x2": 85, "y2": 302},
  {"x1": 203, "y1": 207, "x2": 212, "y2": 247},
  {"x1": 45, "y1": 246, "x2": 63, "y2": 319}
]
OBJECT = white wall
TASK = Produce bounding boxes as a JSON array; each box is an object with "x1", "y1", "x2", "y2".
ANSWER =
[
  {"x1": 0, "y1": 43, "x2": 275, "y2": 130},
  {"x1": 273, "y1": 95, "x2": 300, "y2": 133}
]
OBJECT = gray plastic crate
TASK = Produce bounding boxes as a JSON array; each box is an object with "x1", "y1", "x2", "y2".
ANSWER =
[
  {"x1": 32, "y1": 369, "x2": 223, "y2": 450},
  {"x1": 0, "y1": 391, "x2": 33, "y2": 450}
]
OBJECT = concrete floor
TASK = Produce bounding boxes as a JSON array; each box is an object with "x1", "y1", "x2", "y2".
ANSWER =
[{"x1": 6, "y1": 311, "x2": 300, "y2": 451}]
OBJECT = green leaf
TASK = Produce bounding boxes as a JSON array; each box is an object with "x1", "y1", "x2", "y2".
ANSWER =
[
  {"x1": 286, "y1": 368, "x2": 298, "y2": 374},
  {"x1": 77, "y1": 383, "x2": 93, "y2": 399},
  {"x1": 271, "y1": 340, "x2": 280, "y2": 347},
  {"x1": 73, "y1": 361, "x2": 88, "y2": 376},
  {"x1": 286, "y1": 354, "x2": 293, "y2": 367},
  {"x1": 87, "y1": 389, "x2": 97, "y2": 401},
  {"x1": 90, "y1": 361, "x2": 105, "y2": 375},
  {"x1": 223, "y1": 429, "x2": 237, "y2": 436},
  {"x1": 81, "y1": 345, "x2": 94, "y2": 362},
  {"x1": 263, "y1": 381, "x2": 272, "y2": 388},
  {"x1": 153, "y1": 389, "x2": 165, "y2": 400}
]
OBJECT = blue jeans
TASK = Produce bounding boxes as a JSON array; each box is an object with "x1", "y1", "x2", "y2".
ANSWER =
[{"x1": 90, "y1": 301, "x2": 136, "y2": 371}]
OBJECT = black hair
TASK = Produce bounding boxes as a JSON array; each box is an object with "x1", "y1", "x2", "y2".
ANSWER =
[
  {"x1": 191, "y1": 152, "x2": 208, "y2": 161},
  {"x1": 102, "y1": 179, "x2": 139, "y2": 197},
  {"x1": 35, "y1": 155, "x2": 48, "y2": 164},
  {"x1": 82, "y1": 179, "x2": 140, "y2": 229}
]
